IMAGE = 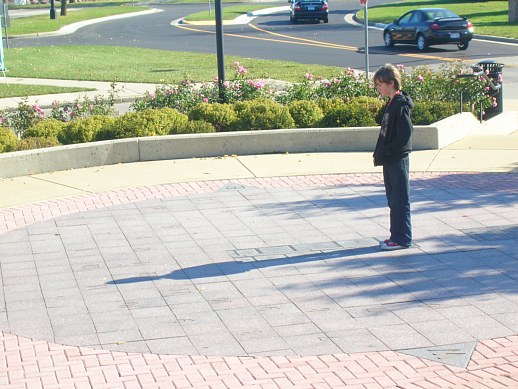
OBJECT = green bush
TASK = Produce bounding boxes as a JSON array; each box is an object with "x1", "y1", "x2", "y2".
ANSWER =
[
  {"x1": 188, "y1": 103, "x2": 237, "y2": 132},
  {"x1": 111, "y1": 108, "x2": 189, "y2": 139},
  {"x1": 179, "y1": 120, "x2": 216, "y2": 134},
  {"x1": 319, "y1": 98, "x2": 348, "y2": 127},
  {"x1": 352, "y1": 96, "x2": 384, "y2": 124},
  {"x1": 288, "y1": 100, "x2": 323, "y2": 128},
  {"x1": 319, "y1": 97, "x2": 381, "y2": 127},
  {"x1": 412, "y1": 101, "x2": 457, "y2": 125},
  {"x1": 0, "y1": 127, "x2": 18, "y2": 153},
  {"x1": 22, "y1": 118, "x2": 64, "y2": 140},
  {"x1": 233, "y1": 99, "x2": 295, "y2": 131},
  {"x1": 16, "y1": 137, "x2": 61, "y2": 151},
  {"x1": 60, "y1": 115, "x2": 116, "y2": 145}
]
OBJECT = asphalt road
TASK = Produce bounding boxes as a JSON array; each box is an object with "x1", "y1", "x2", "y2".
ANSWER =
[{"x1": 7, "y1": 1, "x2": 518, "y2": 97}]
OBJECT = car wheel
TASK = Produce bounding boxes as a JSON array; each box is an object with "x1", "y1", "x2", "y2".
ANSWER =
[
  {"x1": 416, "y1": 34, "x2": 428, "y2": 51},
  {"x1": 458, "y1": 41, "x2": 469, "y2": 50},
  {"x1": 384, "y1": 31, "x2": 394, "y2": 48}
]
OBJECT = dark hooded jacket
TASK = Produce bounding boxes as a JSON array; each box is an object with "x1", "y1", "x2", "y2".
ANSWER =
[{"x1": 373, "y1": 91, "x2": 414, "y2": 166}]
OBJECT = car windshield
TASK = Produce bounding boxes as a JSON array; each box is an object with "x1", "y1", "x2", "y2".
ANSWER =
[{"x1": 423, "y1": 9, "x2": 459, "y2": 20}]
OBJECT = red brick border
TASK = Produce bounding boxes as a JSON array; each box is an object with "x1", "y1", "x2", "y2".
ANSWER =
[{"x1": 0, "y1": 332, "x2": 517, "y2": 388}]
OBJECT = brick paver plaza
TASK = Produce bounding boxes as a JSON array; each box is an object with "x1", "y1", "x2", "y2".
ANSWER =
[{"x1": 0, "y1": 171, "x2": 517, "y2": 388}]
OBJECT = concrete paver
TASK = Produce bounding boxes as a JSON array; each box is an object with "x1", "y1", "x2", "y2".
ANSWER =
[{"x1": 1, "y1": 163, "x2": 518, "y2": 387}]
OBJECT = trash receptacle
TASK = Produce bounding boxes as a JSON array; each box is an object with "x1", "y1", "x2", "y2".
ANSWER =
[{"x1": 476, "y1": 60, "x2": 504, "y2": 120}]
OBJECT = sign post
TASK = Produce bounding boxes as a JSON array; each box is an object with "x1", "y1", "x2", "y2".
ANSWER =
[
  {"x1": 0, "y1": 10, "x2": 5, "y2": 75},
  {"x1": 360, "y1": 0, "x2": 369, "y2": 76},
  {"x1": 214, "y1": 0, "x2": 225, "y2": 103}
]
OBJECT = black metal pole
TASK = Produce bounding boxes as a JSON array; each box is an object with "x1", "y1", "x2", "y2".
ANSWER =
[
  {"x1": 50, "y1": 0, "x2": 56, "y2": 19},
  {"x1": 214, "y1": 0, "x2": 225, "y2": 103}
]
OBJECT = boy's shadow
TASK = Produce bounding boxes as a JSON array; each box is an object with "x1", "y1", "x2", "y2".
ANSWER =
[{"x1": 107, "y1": 245, "x2": 380, "y2": 284}]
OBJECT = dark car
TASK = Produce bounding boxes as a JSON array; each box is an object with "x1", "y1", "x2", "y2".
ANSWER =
[
  {"x1": 289, "y1": 0, "x2": 329, "y2": 24},
  {"x1": 383, "y1": 8, "x2": 474, "y2": 51}
]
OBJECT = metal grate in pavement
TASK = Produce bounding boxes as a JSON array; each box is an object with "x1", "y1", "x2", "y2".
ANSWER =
[
  {"x1": 229, "y1": 238, "x2": 380, "y2": 260},
  {"x1": 398, "y1": 341, "x2": 477, "y2": 368}
]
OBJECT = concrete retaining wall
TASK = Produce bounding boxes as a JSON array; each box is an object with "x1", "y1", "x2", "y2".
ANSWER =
[{"x1": 0, "y1": 112, "x2": 491, "y2": 179}]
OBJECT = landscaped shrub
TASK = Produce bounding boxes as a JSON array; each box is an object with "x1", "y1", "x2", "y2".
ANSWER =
[
  {"x1": 59, "y1": 115, "x2": 116, "y2": 145},
  {"x1": 412, "y1": 101, "x2": 457, "y2": 125},
  {"x1": 1, "y1": 99, "x2": 45, "y2": 137},
  {"x1": 112, "y1": 108, "x2": 189, "y2": 139},
  {"x1": 0, "y1": 127, "x2": 18, "y2": 153},
  {"x1": 342, "y1": 99, "x2": 378, "y2": 127},
  {"x1": 318, "y1": 97, "x2": 379, "y2": 127},
  {"x1": 351, "y1": 96, "x2": 384, "y2": 124},
  {"x1": 288, "y1": 100, "x2": 323, "y2": 128},
  {"x1": 16, "y1": 137, "x2": 61, "y2": 151},
  {"x1": 318, "y1": 98, "x2": 348, "y2": 127},
  {"x1": 188, "y1": 103, "x2": 237, "y2": 132},
  {"x1": 131, "y1": 82, "x2": 211, "y2": 114},
  {"x1": 22, "y1": 118, "x2": 64, "y2": 140},
  {"x1": 314, "y1": 68, "x2": 373, "y2": 100},
  {"x1": 233, "y1": 99, "x2": 295, "y2": 131},
  {"x1": 177, "y1": 120, "x2": 216, "y2": 134}
]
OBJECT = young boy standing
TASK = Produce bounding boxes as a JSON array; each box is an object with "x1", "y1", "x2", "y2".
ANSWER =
[{"x1": 373, "y1": 64, "x2": 413, "y2": 251}]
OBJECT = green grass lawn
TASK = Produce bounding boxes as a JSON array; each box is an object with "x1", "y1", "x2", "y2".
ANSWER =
[
  {"x1": 361, "y1": 0, "x2": 517, "y2": 39},
  {"x1": 8, "y1": 5, "x2": 147, "y2": 35},
  {"x1": 0, "y1": 83, "x2": 93, "y2": 98},
  {"x1": 4, "y1": 46, "x2": 343, "y2": 85}
]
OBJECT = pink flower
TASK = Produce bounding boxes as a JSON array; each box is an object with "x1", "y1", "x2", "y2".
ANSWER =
[
  {"x1": 333, "y1": 78, "x2": 339, "y2": 84},
  {"x1": 255, "y1": 80, "x2": 265, "y2": 89},
  {"x1": 417, "y1": 75, "x2": 424, "y2": 82},
  {"x1": 238, "y1": 66, "x2": 247, "y2": 74},
  {"x1": 223, "y1": 81, "x2": 230, "y2": 88},
  {"x1": 304, "y1": 73, "x2": 313, "y2": 81},
  {"x1": 203, "y1": 98, "x2": 209, "y2": 103}
]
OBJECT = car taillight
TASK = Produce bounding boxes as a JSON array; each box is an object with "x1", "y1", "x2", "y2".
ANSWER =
[
  {"x1": 294, "y1": 4, "x2": 301, "y2": 10},
  {"x1": 430, "y1": 23, "x2": 440, "y2": 31},
  {"x1": 467, "y1": 20, "x2": 474, "y2": 32},
  {"x1": 321, "y1": 3, "x2": 328, "y2": 10}
]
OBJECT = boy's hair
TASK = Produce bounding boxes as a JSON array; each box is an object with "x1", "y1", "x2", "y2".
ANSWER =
[{"x1": 373, "y1": 63, "x2": 402, "y2": 91}]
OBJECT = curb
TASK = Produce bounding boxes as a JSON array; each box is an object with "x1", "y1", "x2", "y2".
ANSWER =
[{"x1": 7, "y1": 8, "x2": 162, "y2": 39}]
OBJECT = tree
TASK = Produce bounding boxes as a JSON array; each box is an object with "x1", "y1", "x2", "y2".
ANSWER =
[
  {"x1": 510, "y1": 0, "x2": 518, "y2": 23},
  {"x1": 60, "y1": 0, "x2": 67, "y2": 17}
]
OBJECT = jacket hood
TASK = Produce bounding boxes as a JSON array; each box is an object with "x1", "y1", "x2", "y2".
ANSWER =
[{"x1": 393, "y1": 91, "x2": 414, "y2": 109}]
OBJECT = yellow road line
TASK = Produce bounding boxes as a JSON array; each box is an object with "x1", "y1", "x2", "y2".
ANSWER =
[
  {"x1": 248, "y1": 23, "x2": 358, "y2": 50},
  {"x1": 176, "y1": 22, "x2": 359, "y2": 50},
  {"x1": 175, "y1": 22, "x2": 464, "y2": 63}
]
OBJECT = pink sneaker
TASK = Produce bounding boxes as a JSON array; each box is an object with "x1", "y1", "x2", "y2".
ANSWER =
[{"x1": 380, "y1": 239, "x2": 408, "y2": 251}]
